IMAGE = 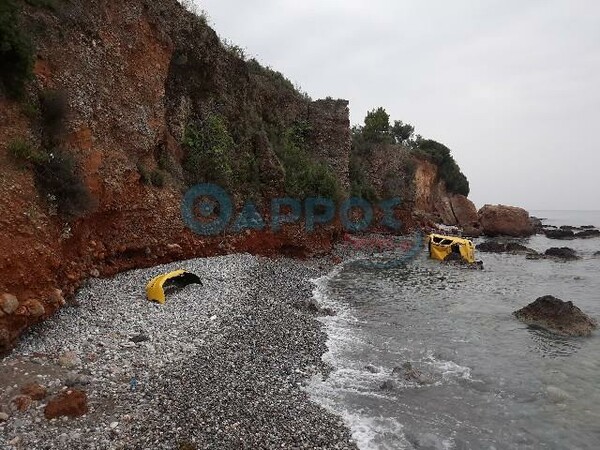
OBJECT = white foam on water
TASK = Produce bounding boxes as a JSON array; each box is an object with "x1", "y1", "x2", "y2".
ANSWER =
[
  {"x1": 423, "y1": 352, "x2": 473, "y2": 381},
  {"x1": 307, "y1": 263, "x2": 412, "y2": 449}
]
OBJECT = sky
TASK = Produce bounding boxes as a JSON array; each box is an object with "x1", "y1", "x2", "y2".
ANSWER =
[{"x1": 194, "y1": 0, "x2": 600, "y2": 210}]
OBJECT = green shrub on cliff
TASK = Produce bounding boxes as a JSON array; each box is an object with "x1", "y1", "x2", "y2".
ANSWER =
[
  {"x1": 0, "y1": 0, "x2": 34, "y2": 98},
  {"x1": 414, "y1": 139, "x2": 470, "y2": 196},
  {"x1": 274, "y1": 121, "x2": 341, "y2": 200},
  {"x1": 183, "y1": 114, "x2": 234, "y2": 186}
]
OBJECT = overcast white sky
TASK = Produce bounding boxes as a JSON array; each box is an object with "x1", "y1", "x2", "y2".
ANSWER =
[{"x1": 195, "y1": 0, "x2": 600, "y2": 210}]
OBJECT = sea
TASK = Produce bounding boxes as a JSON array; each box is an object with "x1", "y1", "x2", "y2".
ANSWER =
[{"x1": 306, "y1": 210, "x2": 600, "y2": 450}]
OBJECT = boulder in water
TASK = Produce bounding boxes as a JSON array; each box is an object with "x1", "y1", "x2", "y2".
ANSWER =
[
  {"x1": 478, "y1": 205, "x2": 534, "y2": 237},
  {"x1": 391, "y1": 362, "x2": 436, "y2": 385},
  {"x1": 575, "y1": 229, "x2": 600, "y2": 239},
  {"x1": 513, "y1": 295, "x2": 597, "y2": 336},
  {"x1": 477, "y1": 241, "x2": 536, "y2": 255},
  {"x1": 544, "y1": 247, "x2": 579, "y2": 260},
  {"x1": 544, "y1": 229, "x2": 574, "y2": 239}
]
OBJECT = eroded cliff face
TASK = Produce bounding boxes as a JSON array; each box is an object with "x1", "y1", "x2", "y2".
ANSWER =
[
  {"x1": 412, "y1": 158, "x2": 480, "y2": 233},
  {"x1": 0, "y1": 0, "x2": 349, "y2": 352},
  {"x1": 360, "y1": 145, "x2": 479, "y2": 233},
  {"x1": 0, "y1": 0, "x2": 476, "y2": 352}
]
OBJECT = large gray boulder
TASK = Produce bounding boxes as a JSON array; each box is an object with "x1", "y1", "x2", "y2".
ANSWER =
[{"x1": 514, "y1": 296, "x2": 597, "y2": 336}]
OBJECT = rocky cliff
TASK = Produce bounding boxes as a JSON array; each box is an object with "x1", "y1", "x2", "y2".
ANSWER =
[
  {"x1": 0, "y1": 0, "x2": 476, "y2": 351},
  {"x1": 0, "y1": 0, "x2": 351, "y2": 352}
]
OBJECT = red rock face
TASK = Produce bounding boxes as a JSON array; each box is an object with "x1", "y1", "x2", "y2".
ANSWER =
[
  {"x1": 478, "y1": 204, "x2": 534, "y2": 237},
  {"x1": 450, "y1": 195, "x2": 481, "y2": 236},
  {"x1": 44, "y1": 389, "x2": 88, "y2": 419}
]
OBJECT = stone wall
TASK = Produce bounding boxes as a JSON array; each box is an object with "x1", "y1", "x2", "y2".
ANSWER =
[{"x1": 307, "y1": 99, "x2": 351, "y2": 191}]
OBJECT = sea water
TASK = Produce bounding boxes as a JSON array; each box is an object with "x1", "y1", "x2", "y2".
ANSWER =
[{"x1": 307, "y1": 211, "x2": 600, "y2": 449}]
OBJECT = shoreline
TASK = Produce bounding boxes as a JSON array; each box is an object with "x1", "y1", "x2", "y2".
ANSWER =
[{"x1": 0, "y1": 254, "x2": 356, "y2": 449}]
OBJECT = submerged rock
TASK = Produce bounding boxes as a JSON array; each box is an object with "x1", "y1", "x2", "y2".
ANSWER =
[
  {"x1": 364, "y1": 364, "x2": 380, "y2": 374},
  {"x1": 575, "y1": 229, "x2": 600, "y2": 238},
  {"x1": 544, "y1": 229, "x2": 574, "y2": 239},
  {"x1": 514, "y1": 295, "x2": 597, "y2": 336},
  {"x1": 391, "y1": 362, "x2": 436, "y2": 385},
  {"x1": 544, "y1": 247, "x2": 579, "y2": 260},
  {"x1": 477, "y1": 241, "x2": 536, "y2": 254}
]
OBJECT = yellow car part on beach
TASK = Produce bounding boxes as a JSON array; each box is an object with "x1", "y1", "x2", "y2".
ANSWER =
[
  {"x1": 145, "y1": 269, "x2": 202, "y2": 304},
  {"x1": 427, "y1": 233, "x2": 476, "y2": 264}
]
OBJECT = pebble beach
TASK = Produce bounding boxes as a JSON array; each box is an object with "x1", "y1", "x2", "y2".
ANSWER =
[{"x1": 0, "y1": 254, "x2": 356, "y2": 449}]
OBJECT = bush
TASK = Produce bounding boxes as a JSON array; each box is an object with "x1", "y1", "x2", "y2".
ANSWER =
[
  {"x1": 8, "y1": 138, "x2": 46, "y2": 164},
  {"x1": 274, "y1": 121, "x2": 341, "y2": 200},
  {"x1": 149, "y1": 170, "x2": 166, "y2": 187},
  {"x1": 34, "y1": 150, "x2": 92, "y2": 217},
  {"x1": 40, "y1": 90, "x2": 68, "y2": 140},
  {"x1": 0, "y1": 0, "x2": 34, "y2": 98},
  {"x1": 182, "y1": 114, "x2": 234, "y2": 186},
  {"x1": 349, "y1": 154, "x2": 377, "y2": 201},
  {"x1": 414, "y1": 139, "x2": 470, "y2": 196}
]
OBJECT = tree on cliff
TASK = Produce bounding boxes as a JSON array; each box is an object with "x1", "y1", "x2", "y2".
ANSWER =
[
  {"x1": 391, "y1": 120, "x2": 415, "y2": 144},
  {"x1": 415, "y1": 139, "x2": 470, "y2": 196},
  {"x1": 362, "y1": 107, "x2": 392, "y2": 143}
]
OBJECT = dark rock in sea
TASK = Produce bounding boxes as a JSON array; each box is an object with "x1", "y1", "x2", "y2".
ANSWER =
[
  {"x1": 505, "y1": 242, "x2": 536, "y2": 254},
  {"x1": 594, "y1": 251, "x2": 600, "y2": 257},
  {"x1": 530, "y1": 216, "x2": 543, "y2": 233},
  {"x1": 575, "y1": 229, "x2": 600, "y2": 239},
  {"x1": 293, "y1": 298, "x2": 335, "y2": 316},
  {"x1": 581, "y1": 225, "x2": 597, "y2": 229},
  {"x1": 544, "y1": 247, "x2": 579, "y2": 260},
  {"x1": 391, "y1": 362, "x2": 436, "y2": 385},
  {"x1": 380, "y1": 379, "x2": 397, "y2": 391},
  {"x1": 477, "y1": 241, "x2": 537, "y2": 255},
  {"x1": 364, "y1": 364, "x2": 380, "y2": 374},
  {"x1": 514, "y1": 295, "x2": 597, "y2": 336},
  {"x1": 544, "y1": 229, "x2": 574, "y2": 239},
  {"x1": 477, "y1": 241, "x2": 507, "y2": 253},
  {"x1": 559, "y1": 225, "x2": 579, "y2": 231}
]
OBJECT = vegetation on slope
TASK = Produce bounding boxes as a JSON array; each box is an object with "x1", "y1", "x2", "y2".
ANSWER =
[{"x1": 350, "y1": 107, "x2": 470, "y2": 198}]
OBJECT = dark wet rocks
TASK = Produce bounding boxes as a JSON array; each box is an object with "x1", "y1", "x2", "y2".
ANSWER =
[
  {"x1": 392, "y1": 362, "x2": 437, "y2": 385},
  {"x1": 575, "y1": 229, "x2": 600, "y2": 238},
  {"x1": 364, "y1": 364, "x2": 380, "y2": 374},
  {"x1": 594, "y1": 251, "x2": 600, "y2": 257},
  {"x1": 294, "y1": 297, "x2": 336, "y2": 316},
  {"x1": 514, "y1": 295, "x2": 598, "y2": 337},
  {"x1": 544, "y1": 229, "x2": 575, "y2": 239},
  {"x1": 380, "y1": 379, "x2": 398, "y2": 391},
  {"x1": 544, "y1": 247, "x2": 579, "y2": 260},
  {"x1": 477, "y1": 241, "x2": 537, "y2": 255},
  {"x1": 544, "y1": 227, "x2": 599, "y2": 239}
]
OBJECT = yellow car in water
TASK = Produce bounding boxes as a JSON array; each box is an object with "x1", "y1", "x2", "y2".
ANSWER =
[{"x1": 427, "y1": 233, "x2": 476, "y2": 264}]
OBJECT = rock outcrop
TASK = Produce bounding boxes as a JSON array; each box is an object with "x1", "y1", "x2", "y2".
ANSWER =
[
  {"x1": 477, "y1": 241, "x2": 536, "y2": 254},
  {"x1": 544, "y1": 247, "x2": 579, "y2": 260},
  {"x1": 544, "y1": 229, "x2": 574, "y2": 240},
  {"x1": 478, "y1": 204, "x2": 534, "y2": 237},
  {"x1": 0, "y1": 0, "x2": 350, "y2": 352},
  {"x1": 412, "y1": 160, "x2": 480, "y2": 233},
  {"x1": 514, "y1": 296, "x2": 597, "y2": 336}
]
